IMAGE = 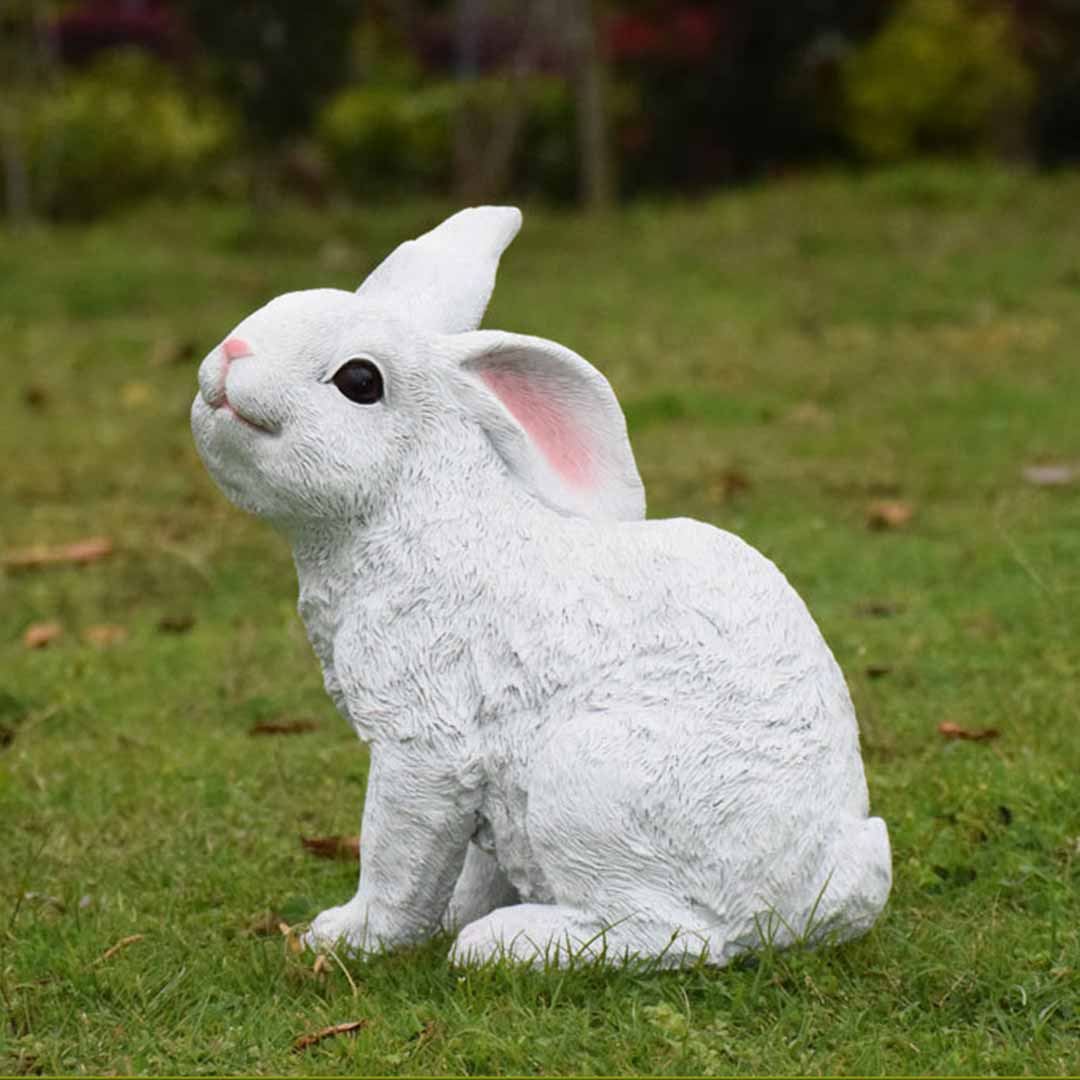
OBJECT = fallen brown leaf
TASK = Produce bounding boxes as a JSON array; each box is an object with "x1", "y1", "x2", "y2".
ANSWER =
[
  {"x1": 411, "y1": 1019, "x2": 440, "y2": 1048},
  {"x1": 81, "y1": 624, "x2": 128, "y2": 648},
  {"x1": 24, "y1": 622, "x2": 64, "y2": 649},
  {"x1": 301, "y1": 835, "x2": 360, "y2": 861},
  {"x1": 121, "y1": 381, "x2": 152, "y2": 408},
  {"x1": 857, "y1": 601, "x2": 907, "y2": 618},
  {"x1": 93, "y1": 934, "x2": 144, "y2": 965},
  {"x1": 280, "y1": 922, "x2": 304, "y2": 954},
  {"x1": 708, "y1": 468, "x2": 751, "y2": 503},
  {"x1": 867, "y1": 500, "x2": 914, "y2": 531},
  {"x1": 11, "y1": 1053, "x2": 40, "y2": 1074},
  {"x1": 23, "y1": 385, "x2": 49, "y2": 410},
  {"x1": 3, "y1": 536, "x2": 113, "y2": 570},
  {"x1": 938, "y1": 721, "x2": 1000, "y2": 742},
  {"x1": 964, "y1": 612, "x2": 1003, "y2": 639},
  {"x1": 24, "y1": 891, "x2": 65, "y2": 910},
  {"x1": 249, "y1": 720, "x2": 318, "y2": 736},
  {"x1": 293, "y1": 1019, "x2": 369, "y2": 1053},
  {"x1": 785, "y1": 401, "x2": 833, "y2": 428},
  {"x1": 150, "y1": 338, "x2": 198, "y2": 367},
  {"x1": 1023, "y1": 463, "x2": 1078, "y2": 487},
  {"x1": 243, "y1": 910, "x2": 284, "y2": 937}
]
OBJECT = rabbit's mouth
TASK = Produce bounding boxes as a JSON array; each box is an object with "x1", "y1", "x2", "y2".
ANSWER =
[
  {"x1": 221, "y1": 398, "x2": 278, "y2": 435},
  {"x1": 202, "y1": 383, "x2": 279, "y2": 435},
  {"x1": 195, "y1": 350, "x2": 280, "y2": 434}
]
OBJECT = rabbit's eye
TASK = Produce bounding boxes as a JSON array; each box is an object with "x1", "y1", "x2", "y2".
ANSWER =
[{"x1": 333, "y1": 359, "x2": 384, "y2": 404}]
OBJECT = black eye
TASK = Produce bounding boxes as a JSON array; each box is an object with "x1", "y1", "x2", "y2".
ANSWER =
[{"x1": 332, "y1": 359, "x2": 384, "y2": 404}]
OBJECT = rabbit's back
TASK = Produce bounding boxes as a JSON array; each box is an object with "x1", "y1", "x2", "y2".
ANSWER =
[{"x1": 504, "y1": 514, "x2": 865, "y2": 789}]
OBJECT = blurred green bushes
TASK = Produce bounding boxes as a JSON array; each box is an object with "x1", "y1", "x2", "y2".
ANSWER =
[
  {"x1": 317, "y1": 76, "x2": 584, "y2": 201},
  {"x1": 22, "y1": 51, "x2": 231, "y2": 220},
  {"x1": 317, "y1": 82, "x2": 457, "y2": 198},
  {"x1": 4, "y1": 0, "x2": 1078, "y2": 222},
  {"x1": 840, "y1": 0, "x2": 1033, "y2": 161}
]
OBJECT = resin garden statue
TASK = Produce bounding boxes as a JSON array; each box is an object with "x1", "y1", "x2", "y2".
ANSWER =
[{"x1": 191, "y1": 207, "x2": 892, "y2": 967}]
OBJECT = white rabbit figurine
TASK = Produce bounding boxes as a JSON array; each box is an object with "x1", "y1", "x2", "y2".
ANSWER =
[{"x1": 191, "y1": 207, "x2": 891, "y2": 968}]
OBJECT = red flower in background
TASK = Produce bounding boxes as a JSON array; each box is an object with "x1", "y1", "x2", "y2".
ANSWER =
[
  {"x1": 53, "y1": 0, "x2": 186, "y2": 66},
  {"x1": 608, "y1": 4, "x2": 724, "y2": 64}
]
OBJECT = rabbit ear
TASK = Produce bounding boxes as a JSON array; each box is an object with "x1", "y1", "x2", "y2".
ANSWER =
[
  {"x1": 357, "y1": 207, "x2": 522, "y2": 334},
  {"x1": 441, "y1": 330, "x2": 646, "y2": 521}
]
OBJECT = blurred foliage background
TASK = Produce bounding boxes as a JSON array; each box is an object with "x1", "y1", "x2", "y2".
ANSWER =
[{"x1": 2, "y1": 0, "x2": 1080, "y2": 222}]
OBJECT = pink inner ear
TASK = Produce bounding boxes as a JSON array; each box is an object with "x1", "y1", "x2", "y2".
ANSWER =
[{"x1": 479, "y1": 368, "x2": 593, "y2": 488}]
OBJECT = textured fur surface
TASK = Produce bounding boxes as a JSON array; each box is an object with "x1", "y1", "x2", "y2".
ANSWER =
[{"x1": 191, "y1": 207, "x2": 891, "y2": 968}]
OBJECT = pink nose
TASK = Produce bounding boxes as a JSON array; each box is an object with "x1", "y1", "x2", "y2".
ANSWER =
[{"x1": 222, "y1": 337, "x2": 253, "y2": 360}]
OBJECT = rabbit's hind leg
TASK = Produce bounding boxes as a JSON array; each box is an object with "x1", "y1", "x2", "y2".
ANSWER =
[
  {"x1": 450, "y1": 903, "x2": 601, "y2": 967},
  {"x1": 449, "y1": 902, "x2": 708, "y2": 968},
  {"x1": 460, "y1": 711, "x2": 737, "y2": 968},
  {"x1": 526, "y1": 712, "x2": 716, "y2": 925}
]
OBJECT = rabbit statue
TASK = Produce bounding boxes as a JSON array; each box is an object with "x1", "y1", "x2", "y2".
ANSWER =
[{"x1": 191, "y1": 207, "x2": 891, "y2": 968}]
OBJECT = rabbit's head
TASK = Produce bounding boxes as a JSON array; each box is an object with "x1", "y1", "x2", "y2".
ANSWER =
[{"x1": 191, "y1": 208, "x2": 645, "y2": 529}]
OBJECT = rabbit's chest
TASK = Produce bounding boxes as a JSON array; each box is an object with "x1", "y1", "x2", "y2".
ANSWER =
[{"x1": 329, "y1": 594, "x2": 486, "y2": 740}]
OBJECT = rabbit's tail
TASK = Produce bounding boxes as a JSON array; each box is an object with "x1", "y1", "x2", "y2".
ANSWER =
[{"x1": 806, "y1": 815, "x2": 892, "y2": 944}]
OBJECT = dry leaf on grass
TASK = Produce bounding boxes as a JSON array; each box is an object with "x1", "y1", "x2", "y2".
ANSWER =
[
  {"x1": 249, "y1": 720, "x2": 318, "y2": 736},
  {"x1": 81, "y1": 624, "x2": 128, "y2": 648},
  {"x1": 3, "y1": 536, "x2": 113, "y2": 570},
  {"x1": 411, "y1": 1020, "x2": 440, "y2": 1049},
  {"x1": 150, "y1": 338, "x2": 198, "y2": 367},
  {"x1": 24, "y1": 622, "x2": 64, "y2": 649},
  {"x1": 157, "y1": 613, "x2": 195, "y2": 634},
  {"x1": 11, "y1": 1053, "x2": 40, "y2": 1075},
  {"x1": 92, "y1": 934, "x2": 144, "y2": 965},
  {"x1": 708, "y1": 468, "x2": 751, "y2": 503},
  {"x1": 1023, "y1": 463, "x2": 1078, "y2": 487},
  {"x1": 293, "y1": 1019, "x2": 369, "y2": 1052},
  {"x1": 301, "y1": 835, "x2": 360, "y2": 861},
  {"x1": 785, "y1": 401, "x2": 834, "y2": 428},
  {"x1": 938, "y1": 721, "x2": 1000, "y2": 742},
  {"x1": 23, "y1": 385, "x2": 49, "y2": 410},
  {"x1": 866, "y1": 500, "x2": 914, "y2": 530},
  {"x1": 857, "y1": 601, "x2": 907, "y2": 618},
  {"x1": 279, "y1": 922, "x2": 304, "y2": 954},
  {"x1": 24, "y1": 891, "x2": 65, "y2": 910},
  {"x1": 121, "y1": 381, "x2": 152, "y2": 408},
  {"x1": 243, "y1": 911, "x2": 284, "y2": 937}
]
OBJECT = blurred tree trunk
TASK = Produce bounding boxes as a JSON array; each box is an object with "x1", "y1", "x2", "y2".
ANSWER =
[
  {"x1": 1, "y1": 0, "x2": 57, "y2": 227},
  {"x1": 453, "y1": 0, "x2": 484, "y2": 199},
  {"x1": 454, "y1": 0, "x2": 549, "y2": 202},
  {"x1": 453, "y1": 0, "x2": 615, "y2": 207},
  {"x1": 1, "y1": 118, "x2": 31, "y2": 228},
  {"x1": 566, "y1": 0, "x2": 615, "y2": 211}
]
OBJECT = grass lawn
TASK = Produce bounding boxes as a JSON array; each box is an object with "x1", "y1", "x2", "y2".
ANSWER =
[{"x1": 1, "y1": 163, "x2": 1078, "y2": 1075}]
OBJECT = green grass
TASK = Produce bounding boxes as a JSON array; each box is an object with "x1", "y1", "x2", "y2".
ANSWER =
[{"x1": 1, "y1": 162, "x2": 1078, "y2": 1075}]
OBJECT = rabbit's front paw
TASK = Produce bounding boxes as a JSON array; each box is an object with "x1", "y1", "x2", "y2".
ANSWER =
[{"x1": 302, "y1": 899, "x2": 374, "y2": 956}]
